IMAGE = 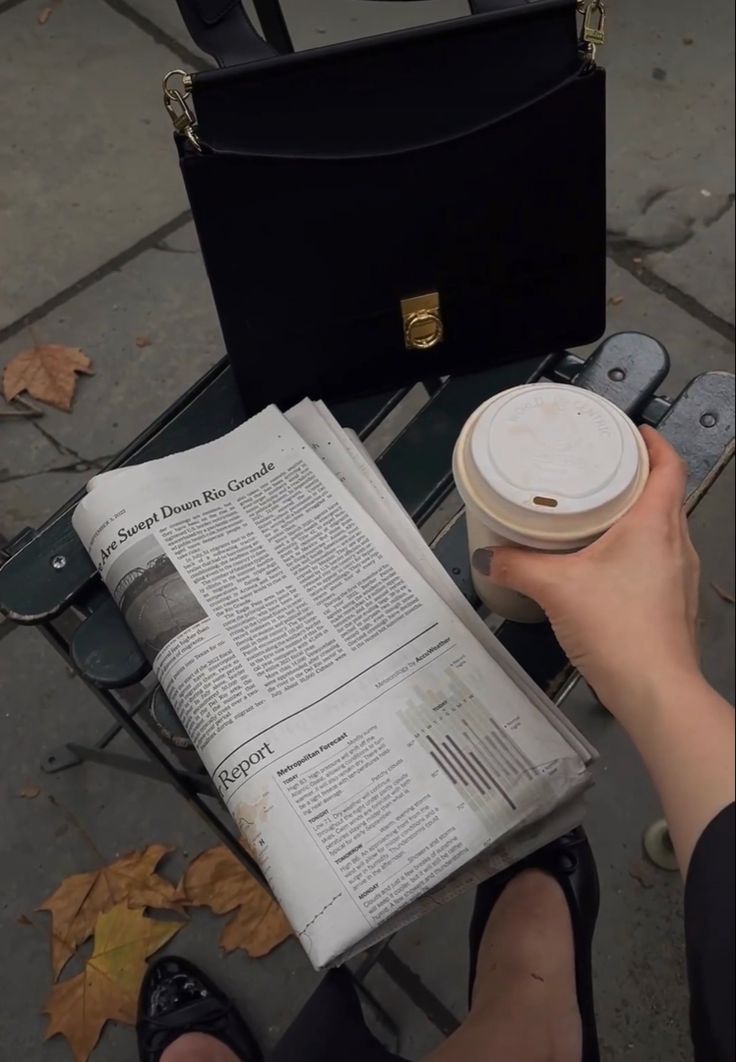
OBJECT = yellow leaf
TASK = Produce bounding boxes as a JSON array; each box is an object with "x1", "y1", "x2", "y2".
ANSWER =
[
  {"x1": 38, "y1": 845, "x2": 185, "y2": 979},
  {"x1": 3, "y1": 342, "x2": 93, "y2": 412},
  {"x1": 43, "y1": 905, "x2": 181, "y2": 1062},
  {"x1": 182, "y1": 845, "x2": 291, "y2": 957}
]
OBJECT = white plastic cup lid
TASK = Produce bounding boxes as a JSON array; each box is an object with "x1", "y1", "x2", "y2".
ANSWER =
[{"x1": 453, "y1": 383, "x2": 649, "y2": 549}]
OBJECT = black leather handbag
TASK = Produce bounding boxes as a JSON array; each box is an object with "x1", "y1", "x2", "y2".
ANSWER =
[{"x1": 164, "y1": 0, "x2": 607, "y2": 409}]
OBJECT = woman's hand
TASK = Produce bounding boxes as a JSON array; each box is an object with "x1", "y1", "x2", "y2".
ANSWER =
[{"x1": 473, "y1": 426, "x2": 701, "y2": 720}]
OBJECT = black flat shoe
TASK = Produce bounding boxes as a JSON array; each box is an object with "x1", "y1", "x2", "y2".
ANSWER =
[
  {"x1": 137, "y1": 956, "x2": 262, "y2": 1062},
  {"x1": 468, "y1": 827, "x2": 600, "y2": 1062}
]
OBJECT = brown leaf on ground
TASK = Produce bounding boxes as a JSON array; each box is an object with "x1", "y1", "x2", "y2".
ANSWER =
[
  {"x1": 17, "y1": 914, "x2": 34, "y2": 927},
  {"x1": 43, "y1": 904, "x2": 181, "y2": 1062},
  {"x1": 182, "y1": 845, "x2": 291, "y2": 957},
  {"x1": 37, "y1": 6, "x2": 53, "y2": 23},
  {"x1": 18, "y1": 783, "x2": 42, "y2": 799},
  {"x1": 711, "y1": 582, "x2": 736, "y2": 605},
  {"x1": 608, "y1": 295, "x2": 624, "y2": 306},
  {"x1": 38, "y1": 845, "x2": 185, "y2": 979},
  {"x1": 3, "y1": 342, "x2": 93, "y2": 412},
  {"x1": 134, "y1": 335, "x2": 153, "y2": 348}
]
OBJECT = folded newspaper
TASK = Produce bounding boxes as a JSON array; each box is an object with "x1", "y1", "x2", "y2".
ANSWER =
[{"x1": 72, "y1": 399, "x2": 596, "y2": 968}]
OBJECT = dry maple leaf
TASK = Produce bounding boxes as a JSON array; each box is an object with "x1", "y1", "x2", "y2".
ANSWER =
[
  {"x1": 17, "y1": 782, "x2": 41, "y2": 799},
  {"x1": 182, "y1": 845, "x2": 291, "y2": 957},
  {"x1": 38, "y1": 844, "x2": 185, "y2": 979},
  {"x1": 43, "y1": 904, "x2": 181, "y2": 1062},
  {"x1": 3, "y1": 342, "x2": 93, "y2": 412}
]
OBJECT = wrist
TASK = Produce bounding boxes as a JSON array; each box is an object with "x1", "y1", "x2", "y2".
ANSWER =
[{"x1": 602, "y1": 663, "x2": 708, "y2": 736}]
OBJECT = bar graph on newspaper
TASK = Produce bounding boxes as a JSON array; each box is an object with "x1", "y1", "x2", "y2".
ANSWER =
[{"x1": 398, "y1": 667, "x2": 542, "y2": 827}]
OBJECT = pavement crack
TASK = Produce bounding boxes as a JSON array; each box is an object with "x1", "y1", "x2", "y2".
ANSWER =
[
  {"x1": 0, "y1": 451, "x2": 115, "y2": 484},
  {"x1": 0, "y1": 210, "x2": 192, "y2": 347},
  {"x1": 30, "y1": 419, "x2": 90, "y2": 463},
  {"x1": 703, "y1": 194, "x2": 735, "y2": 229},
  {"x1": 639, "y1": 186, "x2": 672, "y2": 214},
  {"x1": 606, "y1": 244, "x2": 736, "y2": 343},
  {"x1": 1, "y1": 462, "x2": 94, "y2": 483}
]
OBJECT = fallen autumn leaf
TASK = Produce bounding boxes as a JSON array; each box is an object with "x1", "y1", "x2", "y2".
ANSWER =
[
  {"x1": 3, "y1": 342, "x2": 93, "y2": 412},
  {"x1": 43, "y1": 905, "x2": 181, "y2": 1062},
  {"x1": 182, "y1": 845, "x2": 291, "y2": 957},
  {"x1": 134, "y1": 335, "x2": 153, "y2": 348},
  {"x1": 18, "y1": 783, "x2": 42, "y2": 799},
  {"x1": 37, "y1": 6, "x2": 53, "y2": 23},
  {"x1": 38, "y1": 844, "x2": 185, "y2": 979}
]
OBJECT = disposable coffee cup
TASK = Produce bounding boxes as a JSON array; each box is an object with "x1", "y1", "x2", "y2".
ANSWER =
[{"x1": 452, "y1": 383, "x2": 650, "y2": 623}]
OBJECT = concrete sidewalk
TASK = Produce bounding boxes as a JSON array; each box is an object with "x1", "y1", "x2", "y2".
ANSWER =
[{"x1": 1, "y1": 1, "x2": 734, "y2": 1060}]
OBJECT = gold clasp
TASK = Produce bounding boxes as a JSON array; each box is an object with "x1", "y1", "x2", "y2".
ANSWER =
[
  {"x1": 578, "y1": 0, "x2": 605, "y2": 61},
  {"x1": 401, "y1": 293, "x2": 444, "y2": 351},
  {"x1": 163, "y1": 69, "x2": 200, "y2": 152}
]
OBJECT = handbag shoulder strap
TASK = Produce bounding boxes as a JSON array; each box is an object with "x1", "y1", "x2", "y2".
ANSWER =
[
  {"x1": 174, "y1": 0, "x2": 282, "y2": 66},
  {"x1": 175, "y1": 0, "x2": 562, "y2": 68}
]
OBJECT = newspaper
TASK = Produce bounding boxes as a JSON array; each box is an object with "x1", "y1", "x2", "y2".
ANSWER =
[{"x1": 73, "y1": 402, "x2": 595, "y2": 969}]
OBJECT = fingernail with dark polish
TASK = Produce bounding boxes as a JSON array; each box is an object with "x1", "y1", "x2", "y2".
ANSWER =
[{"x1": 471, "y1": 548, "x2": 494, "y2": 576}]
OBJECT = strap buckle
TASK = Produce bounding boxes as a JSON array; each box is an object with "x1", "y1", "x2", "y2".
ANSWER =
[{"x1": 163, "y1": 69, "x2": 201, "y2": 152}]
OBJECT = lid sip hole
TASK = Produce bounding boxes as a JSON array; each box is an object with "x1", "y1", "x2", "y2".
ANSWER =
[{"x1": 533, "y1": 495, "x2": 558, "y2": 508}]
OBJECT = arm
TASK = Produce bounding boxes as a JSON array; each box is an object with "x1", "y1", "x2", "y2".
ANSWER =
[
  {"x1": 474, "y1": 426, "x2": 734, "y2": 877},
  {"x1": 614, "y1": 671, "x2": 734, "y2": 877}
]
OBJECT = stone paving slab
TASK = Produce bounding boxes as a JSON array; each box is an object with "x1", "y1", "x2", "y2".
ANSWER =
[
  {"x1": 0, "y1": 0, "x2": 188, "y2": 332},
  {"x1": 605, "y1": 0, "x2": 735, "y2": 241},
  {"x1": 647, "y1": 207, "x2": 736, "y2": 325},
  {"x1": 1, "y1": 220, "x2": 223, "y2": 458},
  {"x1": 580, "y1": 260, "x2": 734, "y2": 395},
  {"x1": 0, "y1": 418, "x2": 75, "y2": 479},
  {"x1": 0, "y1": 222, "x2": 222, "y2": 539},
  {"x1": 0, "y1": 468, "x2": 89, "y2": 542}
]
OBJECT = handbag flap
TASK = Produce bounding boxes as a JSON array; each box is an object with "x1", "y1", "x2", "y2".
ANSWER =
[
  {"x1": 191, "y1": 0, "x2": 581, "y2": 157},
  {"x1": 181, "y1": 67, "x2": 605, "y2": 352}
]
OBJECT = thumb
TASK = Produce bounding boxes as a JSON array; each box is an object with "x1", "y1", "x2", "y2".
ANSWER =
[{"x1": 471, "y1": 545, "x2": 563, "y2": 604}]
